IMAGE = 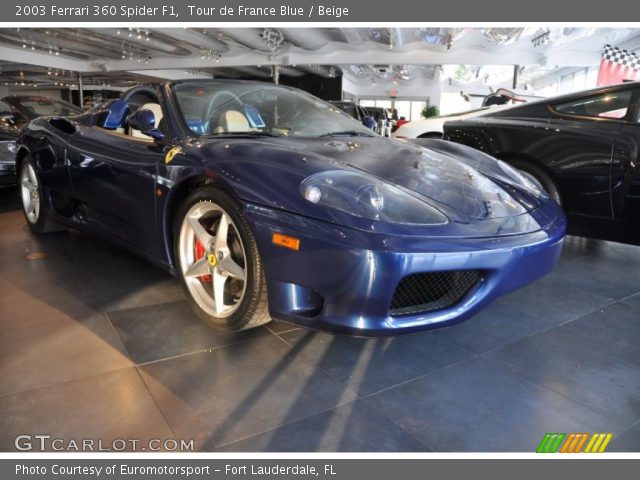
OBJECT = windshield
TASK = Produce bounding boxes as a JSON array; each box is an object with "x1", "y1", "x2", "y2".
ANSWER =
[
  {"x1": 367, "y1": 108, "x2": 386, "y2": 120},
  {"x1": 330, "y1": 102, "x2": 358, "y2": 118},
  {"x1": 14, "y1": 97, "x2": 81, "y2": 117},
  {"x1": 173, "y1": 82, "x2": 374, "y2": 137}
]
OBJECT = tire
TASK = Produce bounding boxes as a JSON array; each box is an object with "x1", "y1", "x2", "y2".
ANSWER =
[
  {"x1": 19, "y1": 155, "x2": 64, "y2": 234},
  {"x1": 507, "y1": 159, "x2": 563, "y2": 206},
  {"x1": 174, "y1": 186, "x2": 271, "y2": 331}
]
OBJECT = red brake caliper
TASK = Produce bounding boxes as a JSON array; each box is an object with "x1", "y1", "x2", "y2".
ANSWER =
[{"x1": 194, "y1": 239, "x2": 213, "y2": 283}]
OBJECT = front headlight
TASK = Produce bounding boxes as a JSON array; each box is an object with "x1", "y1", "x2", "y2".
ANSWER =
[{"x1": 300, "y1": 170, "x2": 448, "y2": 225}]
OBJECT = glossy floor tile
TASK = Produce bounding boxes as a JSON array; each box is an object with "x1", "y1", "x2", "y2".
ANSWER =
[
  {"x1": 138, "y1": 335, "x2": 359, "y2": 450},
  {"x1": 0, "y1": 188, "x2": 639, "y2": 452},
  {"x1": 215, "y1": 400, "x2": 430, "y2": 452},
  {"x1": 0, "y1": 368, "x2": 174, "y2": 451},
  {"x1": 609, "y1": 424, "x2": 640, "y2": 452},
  {"x1": 363, "y1": 357, "x2": 627, "y2": 451},
  {"x1": 433, "y1": 301, "x2": 551, "y2": 354},
  {"x1": 485, "y1": 327, "x2": 640, "y2": 427},
  {"x1": 280, "y1": 329, "x2": 474, "y2": 396},
  {"x1": 107, "y1": 300, "x2": 270, "y2": 364},
  {"x1": 562, "y1": 302, "x2": 640, "y2": 353},
  {"x1": 0, "y1": 313, "x2": 132, "y2": 395}
]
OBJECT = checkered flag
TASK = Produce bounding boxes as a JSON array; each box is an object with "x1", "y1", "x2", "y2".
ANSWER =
[{"x1": 597, "y1": 44, "x2": 640, "y2": 86}]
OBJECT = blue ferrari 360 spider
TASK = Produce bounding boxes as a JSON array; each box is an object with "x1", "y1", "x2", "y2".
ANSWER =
[{"x1": 15, "y1": 80, "x2": 566, "y2": 335}]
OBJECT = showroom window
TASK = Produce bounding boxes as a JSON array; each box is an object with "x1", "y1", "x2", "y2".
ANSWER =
[
  {"x1": 553, "y1": 90, "x2": 633, "y2": 119},
  {"x1": 395, "y1": 101, "x2": 411, "y2": 120},
  {"x1": 359, "y1": 99, "x2": 427, "y2": 121}
]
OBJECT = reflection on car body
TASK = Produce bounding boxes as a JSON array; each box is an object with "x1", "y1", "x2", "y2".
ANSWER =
[{"x1": 16, "y1": 80, "x2": 565, "y2": 336}]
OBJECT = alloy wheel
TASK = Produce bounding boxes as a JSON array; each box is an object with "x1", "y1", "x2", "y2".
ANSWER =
[{"x1": 178, "y1": 201, "x2": 248, "y2": 318}]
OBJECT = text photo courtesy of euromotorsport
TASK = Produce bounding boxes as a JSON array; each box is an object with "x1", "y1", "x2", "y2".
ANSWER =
[
  {"x1": 16, "y1": 464, "x2": 334, "y2": 476},
  {"x1": 38, "y1": 4, "x2": 351, "y2": 18}
]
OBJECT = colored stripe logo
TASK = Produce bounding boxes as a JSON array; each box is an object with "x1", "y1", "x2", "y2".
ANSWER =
[{"x1": 537, "y1": 432, "x2": 613, "y2": 453}]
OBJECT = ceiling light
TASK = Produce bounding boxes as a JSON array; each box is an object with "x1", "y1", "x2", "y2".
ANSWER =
[
  {"x1": 260, "y1": 28, "x2": 284, "y2": 52},
  {"x1": 531, "y1": 30, "x2": 551, "y2": 47}
]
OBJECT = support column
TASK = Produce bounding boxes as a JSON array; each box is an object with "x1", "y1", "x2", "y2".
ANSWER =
[{"x1": 77, "y1": 72, "x2": 83, "y2": 108}]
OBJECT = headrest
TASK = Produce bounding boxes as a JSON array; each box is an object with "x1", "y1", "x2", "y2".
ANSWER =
[{"x1": 220, "y1": 110, "x2": 249, "y2": 132}]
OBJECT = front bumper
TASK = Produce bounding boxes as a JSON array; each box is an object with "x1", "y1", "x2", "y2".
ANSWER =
[
  {"x1": 246, "y1": 203, "x2": 566, "y2": 336},
  {"x1": 0, "y1": 160, "x2": 17, "y2": 186},
  {"x1": 0, "y1": 140, "x2": 17, "y2": 186}
]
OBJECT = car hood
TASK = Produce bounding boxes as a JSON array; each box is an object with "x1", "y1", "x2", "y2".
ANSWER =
[{"x1": 250, "y1": 136, "x2": 539, "y2": 221}]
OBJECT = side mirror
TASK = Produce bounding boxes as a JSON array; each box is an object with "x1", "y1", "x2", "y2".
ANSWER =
[{"x1": 127, "y1": 109, "x2": 164, "y2": 141}]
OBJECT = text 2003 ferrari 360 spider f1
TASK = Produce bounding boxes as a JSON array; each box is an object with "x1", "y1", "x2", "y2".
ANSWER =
[{"x1": 16, "y1": 80, "x2": 566, "y2": 336}]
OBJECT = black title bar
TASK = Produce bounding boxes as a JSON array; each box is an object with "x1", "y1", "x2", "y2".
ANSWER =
[{"x1": 5, "y1": 0, "x2": 640, "y2": 22}]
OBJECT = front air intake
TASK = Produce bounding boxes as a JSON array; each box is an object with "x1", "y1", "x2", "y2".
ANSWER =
[{"x1": 389, "y1": 270, "x2": 483, "y2": 316}]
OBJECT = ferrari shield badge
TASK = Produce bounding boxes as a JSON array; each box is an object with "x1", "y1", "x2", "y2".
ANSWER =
[
  {"x1": 165, "y1": 146, "x2": 182, "y2": 164},
  {"x1": 206, "y1": 252, "x2": 218, "y2": 267}
]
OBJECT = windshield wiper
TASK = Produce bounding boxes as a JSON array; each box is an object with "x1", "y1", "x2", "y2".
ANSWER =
[
  {"x1": 320, "y1": 130, "x2": 374, "y2": 137},
  {"x1": 208, "y1": 131, "x2": 282, "y2": 138}
]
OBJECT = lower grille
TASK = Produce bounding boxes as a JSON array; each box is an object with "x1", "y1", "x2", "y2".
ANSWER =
[{"x1": 389, "y1": 270, "x2": 483, "y2": 316}]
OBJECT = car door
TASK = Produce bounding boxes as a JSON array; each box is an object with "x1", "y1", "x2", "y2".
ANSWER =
[
  {"x1": 66, "y1": 125, "x2": 162, "y2": 256},
  {"x1": 611, "y1": 88, "x2": 640, "y2": 223},
  {"x1": 549, "y1": 89, "x2": 633, "y2": 218}
]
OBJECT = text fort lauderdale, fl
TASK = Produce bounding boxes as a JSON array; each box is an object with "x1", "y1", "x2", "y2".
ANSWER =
[{"x1": 16, "y1": 463, "x2": 337, "y2": 476}]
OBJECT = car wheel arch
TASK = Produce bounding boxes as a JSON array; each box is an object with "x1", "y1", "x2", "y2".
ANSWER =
[
  {"x1": 15, "y1": 146, "x2": 29, "y2": 174},
  {"x1": 417, "y1": 132, "x2": 444, "y2": 139},
  {"x1": 163, "y1": 174, "x2": 241, "y2": 269},
  {"x1": 496, "y1": 153, "x2": 563, "y2": 205}
]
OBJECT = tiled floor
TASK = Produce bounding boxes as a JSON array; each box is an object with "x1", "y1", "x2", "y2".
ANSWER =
[{"x1": 0, "y1": 188, "x2": 639, "y2": 452}]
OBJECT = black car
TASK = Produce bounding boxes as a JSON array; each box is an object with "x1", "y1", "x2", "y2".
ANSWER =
[
  {"x1": 364, "y1": 106, "x2": 392, "y2": 137},
  {"x1": 444, "y1": 82, "x2": 640, "y2": 229},
  {"x1": 0, "y1": 96, "x2": 81, "y2": 186},
  {"x1": 328, "y1": 101, "x2": 377, "y2": 131}
]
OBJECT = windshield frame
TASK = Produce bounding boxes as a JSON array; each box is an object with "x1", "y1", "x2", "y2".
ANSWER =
[
  {"x1": 169, "y1": 80, "x2": 374, "y2": 139},
  {"x1": 4, "y1": 96, "x2": 82, "y2": 119}
]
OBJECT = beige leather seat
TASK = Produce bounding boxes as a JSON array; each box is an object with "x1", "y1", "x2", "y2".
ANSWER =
[
  {"x1": 130, "y1": 103, "x2": 164, "y2": 139},
  {"x1": 213, "y1": 110, "x2": 250, "y2": 134}
]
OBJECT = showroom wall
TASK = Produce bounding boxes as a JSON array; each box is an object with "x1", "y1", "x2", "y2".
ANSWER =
[
  {"x1": 279, "y1": 73, "x2": 343, "y2": 101},
  {"x1": 8, "y1": 88, "x2": 63, "y2": 99},
  {"x1": 342, "y1": 74, "x2": 439, "y2": 115}
]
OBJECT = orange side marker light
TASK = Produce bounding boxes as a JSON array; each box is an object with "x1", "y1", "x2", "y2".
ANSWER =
[{"x1": 272, "y1": 233, "x2": 300, "y2": 251}]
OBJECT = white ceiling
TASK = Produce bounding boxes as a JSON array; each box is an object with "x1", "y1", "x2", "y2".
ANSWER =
[{"x1": 0, "y1": 27, "x2": 639, "y2": 91}]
